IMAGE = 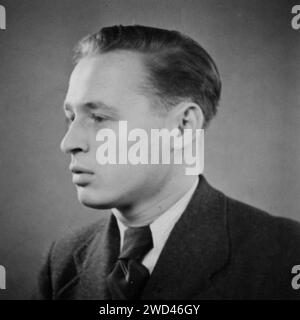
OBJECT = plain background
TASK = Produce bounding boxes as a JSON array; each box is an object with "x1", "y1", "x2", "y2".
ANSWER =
[{"x1": 0, "y1": 0, "x2": 299, "y2": 299}]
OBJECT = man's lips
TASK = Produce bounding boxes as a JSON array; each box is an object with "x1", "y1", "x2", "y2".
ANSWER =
[
  {"x1": 69, "y1": 165, "x2": 94, "y2": 186},
  {"x1": 69, "y1": 165, "x2": 94, "y2": 174}
]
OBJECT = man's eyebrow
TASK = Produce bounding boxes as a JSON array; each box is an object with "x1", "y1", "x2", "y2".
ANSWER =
[
  {"x1": 84, "y1": 102, "x2": 119, "y2": 116},
  {"x1": 63, "y1": 101, "x2": 120, "y2": 118}
]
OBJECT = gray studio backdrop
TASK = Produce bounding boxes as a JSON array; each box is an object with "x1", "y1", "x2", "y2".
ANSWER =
[{"x1": 0, "y1": 0, "x2": 299, "y2": 299}]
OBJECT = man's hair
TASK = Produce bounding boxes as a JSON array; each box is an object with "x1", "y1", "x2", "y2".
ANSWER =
[{"x1": 74, "y1": 25, "x2": 221, "y2": 128}]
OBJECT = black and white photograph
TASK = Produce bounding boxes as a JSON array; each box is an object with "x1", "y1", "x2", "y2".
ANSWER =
[{"x1": 0, "y1": 0, "x2": 300, "y2": 304}]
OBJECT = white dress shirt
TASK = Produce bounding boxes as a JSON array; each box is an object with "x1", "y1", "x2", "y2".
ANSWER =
[{"x1": 112, "y1": 177, "x2": 199, "y2": 274}]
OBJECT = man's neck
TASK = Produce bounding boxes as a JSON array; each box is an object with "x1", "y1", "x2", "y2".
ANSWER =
[{"x1": 113, "y1": 174, "x2": 199, "y2": 227}]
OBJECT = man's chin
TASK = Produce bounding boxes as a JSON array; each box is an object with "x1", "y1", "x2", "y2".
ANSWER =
[{"x1": 76, "y1": 187, "x2": 116, "y2": 210}]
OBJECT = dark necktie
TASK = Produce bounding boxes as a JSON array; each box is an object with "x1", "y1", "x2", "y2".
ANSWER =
[{"x1": 106, "y1": 225, "x2": 153, "y2": 300}]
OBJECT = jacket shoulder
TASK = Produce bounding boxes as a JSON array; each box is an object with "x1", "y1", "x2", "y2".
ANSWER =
[
  {"x1": 226, "y1": 196, "x2": 300, "y2": 251},
  {"x1": 209, "y1": 194, "x2": 300, "y2": 299}
]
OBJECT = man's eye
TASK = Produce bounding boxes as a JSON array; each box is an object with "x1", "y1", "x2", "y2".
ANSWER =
[{"x1": 91, "y1": 114, "x2": 105, "y2": 122}]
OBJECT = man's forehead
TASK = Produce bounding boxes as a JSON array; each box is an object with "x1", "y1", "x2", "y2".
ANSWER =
[
  {"x1": 70, "y1": 51, "x2": 148, "y2": 86},
  {"x1": 64, "y1": 51, "x2": 156, "y2": 115}
]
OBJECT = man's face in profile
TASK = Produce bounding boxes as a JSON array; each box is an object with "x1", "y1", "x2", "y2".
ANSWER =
[{"x1": 60, "y1": 51, "x2": 173, "y2": 210}]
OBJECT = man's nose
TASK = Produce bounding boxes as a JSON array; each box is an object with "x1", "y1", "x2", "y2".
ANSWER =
[{"x1": 60, "y1": 123, "x2": 89, "y2": 154}]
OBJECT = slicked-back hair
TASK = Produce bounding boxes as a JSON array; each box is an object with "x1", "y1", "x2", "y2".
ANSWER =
[{"x1": 74, "y1": 25, "x2": 221, "y2": 128}]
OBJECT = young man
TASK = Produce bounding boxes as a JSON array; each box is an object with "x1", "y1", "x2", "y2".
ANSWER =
[{"x1": 35, "y1": 25, "x2": 300, "y2": 300}]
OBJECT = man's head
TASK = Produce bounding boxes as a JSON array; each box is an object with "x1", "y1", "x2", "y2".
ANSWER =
[
  {"x1": 74, "y1": 25, "x2": 221, "y2": 127},
  {"x1": 60, "y1": 25, "x2": 221, "y2": 211}
]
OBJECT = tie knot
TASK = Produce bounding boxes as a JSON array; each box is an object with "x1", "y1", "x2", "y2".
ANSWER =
[{"x1": 119, "y1": 225, "x2": 153, "y2": 262}]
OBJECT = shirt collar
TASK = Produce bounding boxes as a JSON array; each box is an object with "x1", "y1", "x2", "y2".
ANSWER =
[{"x1": 112, "y1": 177, "x2": 199, "y2": 251}]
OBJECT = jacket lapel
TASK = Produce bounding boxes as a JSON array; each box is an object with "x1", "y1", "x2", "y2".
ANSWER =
[
  {"x1": 141, "y1": 175, "x2": 230, "y2": 299},
  {"x1": 57, "y1": 213, "x2": 120, "y2": 300}
]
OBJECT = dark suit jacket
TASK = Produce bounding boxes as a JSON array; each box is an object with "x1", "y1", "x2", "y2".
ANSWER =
[{"x1": 35, "y1": 175, "x2": 300, "y2": 299}]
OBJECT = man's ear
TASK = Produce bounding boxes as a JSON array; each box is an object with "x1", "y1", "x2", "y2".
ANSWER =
[
  {"x1": 166, "y1": 101, "x2": 204, "y2": 150},
  {"x1": 170, "y1": 101, "x2": 204, "y2": 132}
]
